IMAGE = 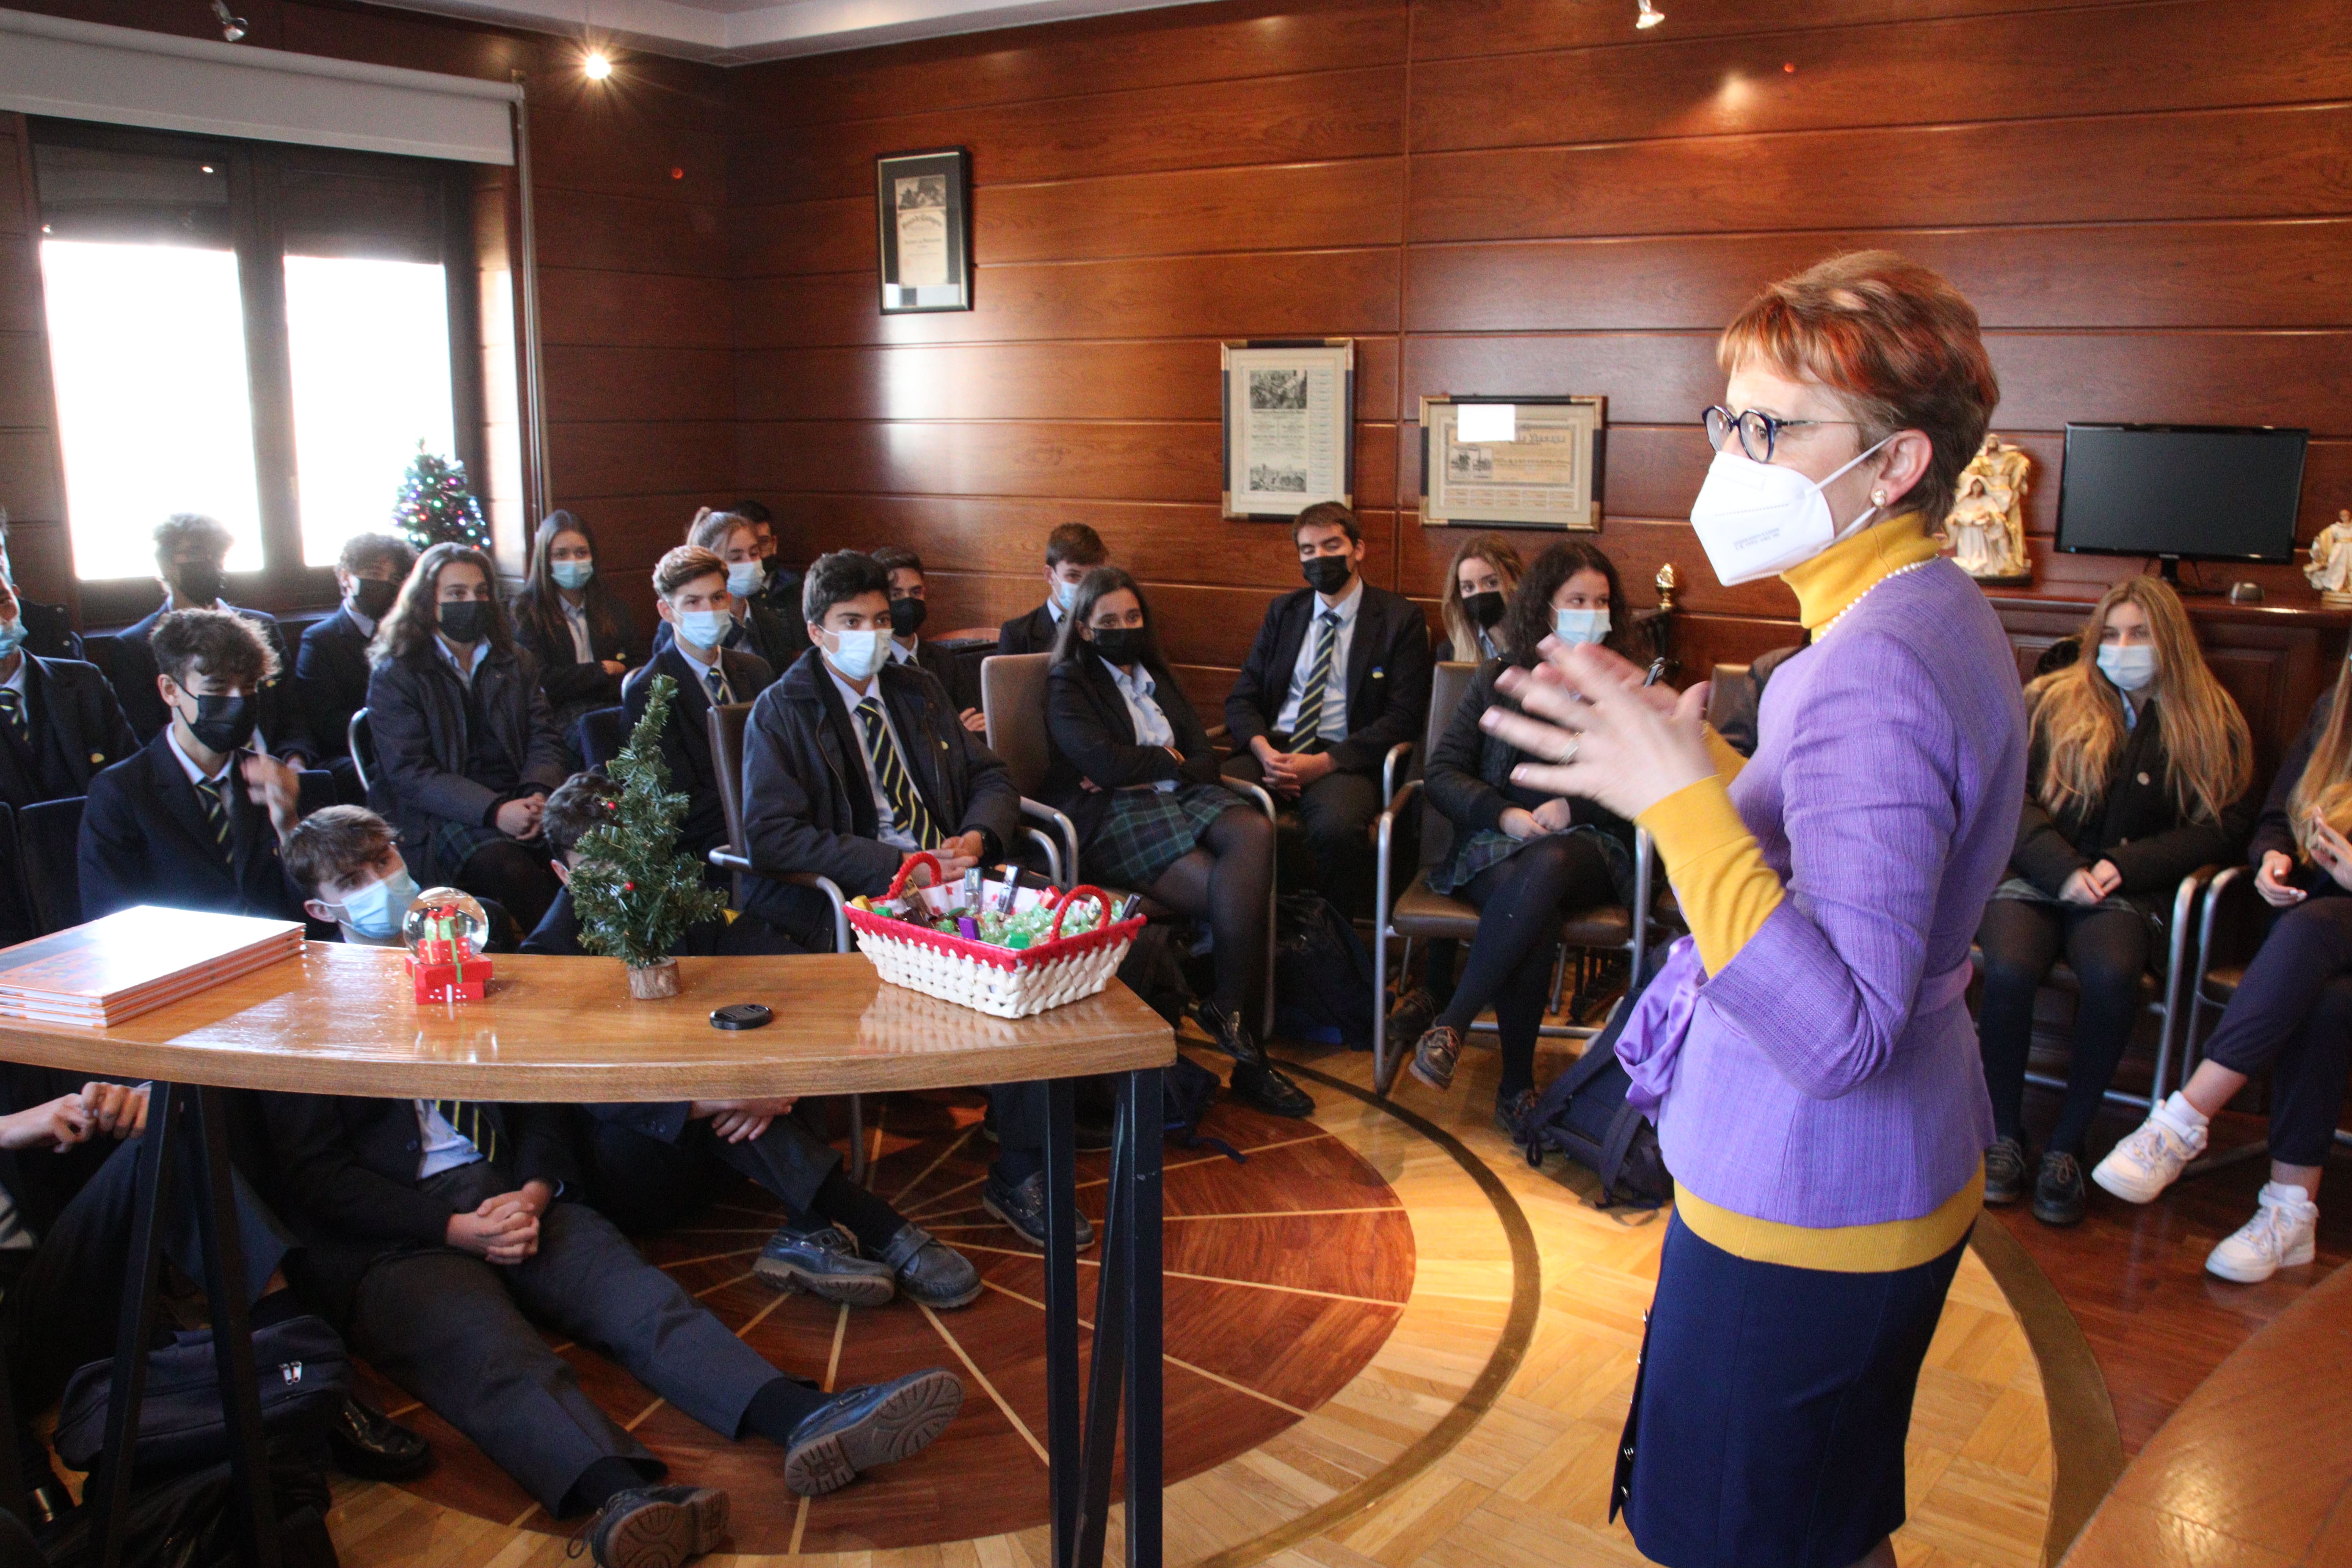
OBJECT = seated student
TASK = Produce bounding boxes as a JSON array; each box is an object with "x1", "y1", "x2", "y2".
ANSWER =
[
  {"x1": 526, "y1": 773, "x2": 979, "y2": 1307},
  {"x1": 1976, "y1": 576, "x2": 2254, "y2": 1226},
  {"x1": 285, "y1": 803, "x2": 521, "y2": 954},
  {"x1": 1433, "y1": 534, "x2": 1525, "y2": 664},
  {"x1": 998, "y1": 523, "x2": 1107, "y2": 657},
  {"x1": 1222, "y1": 502, "x2": 1433, "y2": 920},
  {"x1": 650, "y1": 510, "x2": 806, "y2": 673},
  {"x1": 0, "y1": 559, "x2": 135, "y2": 815},
  {"x1": 2093, "y1": 654, "x2": 2352, "y2": 1279},
  {"x1": 298, "y1": 532, "x2": 416, "y2": 805},
  {"x1": 110, "y1": 514, "x2": 312, "y2": 764},
  {"x1": 626, "y1": 545, "x2": 778, "y2": 867},
  {"x1": 0, "y1": 510, "x2": 83, "y2": 662},
  {"x1": 79, "y1": 609, "x2": 305, "y2": 922},
  {"x1": 259, "y1": 1092, "x2": 963, "y2": 1565},
  {"x1": 364, "y1": 542, "x2": 569, "y2": 932},
  {"x1": 1397, "y1": 544, "x2": 1639, "y2": 1131},
  {"x1": 870, "y1": 545, "x2": 985, "y2": 733},
  {"x1": 731, "y1": 499, "x2": 806, "y2": 626},
  {"x1": 1042, "y1": 567, "x2": 1308, "y2": 1118},
  {"x1": 510, "y1": 510, "x2": 647, "y2": 753}
]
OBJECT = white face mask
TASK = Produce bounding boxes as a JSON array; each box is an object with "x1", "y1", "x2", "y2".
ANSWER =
[
  {"x1": 674, "y1": 608, "x2": 729, "y2": 652},
  {"x1": 336, "y1": 864, "x2": 418, "y2": 942},
  {"x1": 825, "y1": 626, "x2": 888, "y2": 681},
  {"x1": 1553, "y1": 607, "x2": 1611, "y2": 646},
  {"x1": 1688, "y1": 435, "x2": 1893, "y2": 587},
  {"x1": 727, "y1": 561, "x2": 764, "y2": 599},
  {"x1": 2096, "y1": 643, "x2": 2158, "y2": 693},
  {"x1": 1053, "y1": 579, "x2": 1079, "y2": 612}
]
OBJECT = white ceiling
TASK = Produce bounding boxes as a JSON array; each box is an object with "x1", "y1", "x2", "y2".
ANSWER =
[{"x1": 365, "y1": 0, "x2": 1218, "y2": 63}]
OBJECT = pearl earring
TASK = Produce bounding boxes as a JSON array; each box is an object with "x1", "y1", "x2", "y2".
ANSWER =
[{"x1": 1871, "y1": 489, "x2": 1888, "y2": 506}]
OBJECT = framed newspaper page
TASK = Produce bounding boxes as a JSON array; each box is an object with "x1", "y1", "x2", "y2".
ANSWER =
[
  {"x1": 876, "y1": 148, "x2": 972, "y2": 314},
  {"x1": 1221, "y1": 339, "x2": 1355, "y2": 520},
  {"x1": 1418, "y1": 395, "x2": 1606, "y2": 530}
]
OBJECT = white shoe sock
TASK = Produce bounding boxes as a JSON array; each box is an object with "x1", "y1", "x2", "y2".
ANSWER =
[
  {"x1": 2260, "y1": 1180, "x2": 2317, "y2": 1214},
  {"x1": 2159, "y1": 1090, "x2": 2209, "y2": 1136}
]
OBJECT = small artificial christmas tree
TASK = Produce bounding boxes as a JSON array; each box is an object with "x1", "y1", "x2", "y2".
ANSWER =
[
  {"x1": 570, "y1": 676, "x2": 729, "y2": 990},
  {"x1": 392, "y1": 441, "x2": 490, "y2": 552}
]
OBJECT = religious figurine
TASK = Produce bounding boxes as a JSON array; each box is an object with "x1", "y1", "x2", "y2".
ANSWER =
[
  {"x1": 2305, "y1": 509, "x2": 2352, "y2": 607},
  {"x1": 1942, "y1": 434, "x2": 2032, "y2": 583}
]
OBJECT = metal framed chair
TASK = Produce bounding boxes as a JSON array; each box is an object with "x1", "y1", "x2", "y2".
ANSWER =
[
  {"x1": 347, "y1": 708, "x2": 374, "y2": 795},
  {"x1": 17, "y1": 796, "x2": 85, "y2": 937},
  {"x1": 1370, "y1": 661, "x2": 1656, "y2": 1098}
]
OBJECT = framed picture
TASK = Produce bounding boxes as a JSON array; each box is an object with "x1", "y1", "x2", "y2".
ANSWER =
[
  {"x1": 876, "y1": 148, "x2": 972, "y2": 314},
  {"x1": 1419, "y1": 396, "x2": 1606, "y2": 530},
  {"x1": 1221, "y1": 339, "x2": 1355, "y2": 520}
]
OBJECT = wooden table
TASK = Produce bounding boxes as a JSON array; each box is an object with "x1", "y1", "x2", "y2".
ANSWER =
[{"x1": 0, "y1": 945, "x2": 1175, "y2": 1568}]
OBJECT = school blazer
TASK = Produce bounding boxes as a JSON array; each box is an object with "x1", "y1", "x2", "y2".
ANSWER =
[
  {"x1": 996, "y1": 604, "x2": 1060, "y2": 658},
  {"x1": 77, "y1": 728, "x2": 303, "y2": 923},
  {"x1": 109, "y1": 603, "x2": 313, "y2": 760},
  {"x1": 1041, "y1": 654, "x2": 1222, "y2": 846},
  {"x1": 0, "y1": 654, "x2": 137, "y2": 811},
  {"x1": 294, "y1": 606, "x2": 375, "y2": 762},
  {"x1": 363, "y1": 646, "x2": 570, "y2": 860},
  {"x1": 1223, "y1": 584, "x2": 1434, "y2": 775},
  {"x1": 621, "y1": 643, "x2": 777, "y2": 858},
  {"x1": 512, "y1": 592, "x2": 649, "y2": 715}
]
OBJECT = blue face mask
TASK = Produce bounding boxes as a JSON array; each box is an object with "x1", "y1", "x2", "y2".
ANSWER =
[
  {"x1": 336, "y1": 864, "x2": 418, "y2": 941},
  {"x1": 551, "y1": 559, "x2": 593, "y2": 590},
  {"x1": 675, "y1": 608, "x2": 730, "y2": 652},
  {"x1": 1053, "y1": 580, "x2": 1078, "y2": 612},
  {"x1": 826, "y1": 627, "x2": 888, "y2": 681},
  {"x1": 727, "y1": 561, "x2": 764, "y2": 599},
  {"x1": 2096, "y1": 642, "x2": 2158, "y2": 693},
  {"x1": 0, "y1": 616, "x2": 27, "y2": 661},
  {"x1": 1553, "y1": 607, "x2": 1611, "y2": 646}
]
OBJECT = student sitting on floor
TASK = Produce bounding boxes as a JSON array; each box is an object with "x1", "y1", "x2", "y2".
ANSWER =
[
  {"x1": 649, "y1": 510, "x2": 806, "y2": 673},
  {"x1": 998, "y1": 522, "x2": 1107, "y2": 657},
  {"x1": 364, "y1": 542, "x2": 570, "y2": 933},
  {"x1": 297, "y1": 531, "x2": 416, "y2": 805},
  {"x1": 0, "y1": 553, "x2": 135, "y2": 815},
  {"x1": 259, "y1": 1089, "x2": 964, "y2": 1566},
  {"x1": 625, "y1": 545, "x2": 779, "y2": 869},
  {"x1": 869, "y1": 545, "x2": 985, "y2": 732},
  {"x1": 79, "y1": 609, "x2": 306, "y2": 922},
  {"x1": 283, "y1": 804, "x2": 520, "y2": 953}
]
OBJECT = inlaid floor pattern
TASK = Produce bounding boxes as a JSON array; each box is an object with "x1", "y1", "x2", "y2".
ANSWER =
[{"x1": 327, "y1": 1036, "x2": 2058, "y2": 1568}]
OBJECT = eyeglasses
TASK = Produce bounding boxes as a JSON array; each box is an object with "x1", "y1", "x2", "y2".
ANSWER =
[{"x1": 1702, "y1": 405, "x2": 1862, "y2": 463}]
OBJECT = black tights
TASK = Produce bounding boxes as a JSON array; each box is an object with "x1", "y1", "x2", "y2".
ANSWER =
[
  {"x1": 1144, "y1": 805, "x2": 1274, "y2": 1018},
  {"x1": 458, "y1": 838, "x2": 563, "y2": 935},
  {"x1": 1975, "y1": 896, "x2": 2150, "y2": 1156},
  {"x1": 1437, "y1": 834, "x2": 1615, "y2": 1100}
]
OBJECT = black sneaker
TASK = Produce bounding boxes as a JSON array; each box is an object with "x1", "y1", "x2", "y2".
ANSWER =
[
  {"x1": 754, "y1": 1223, "x2": 897, "y2": 1306},
  {"x1": 981, "y1": 1170, "x2": 1094, "y2": 1250},
  {"x1": 783, "y1": 1369, "x2": 963, "y2": 1497},
  {"x1": 577, "y1": 1485, "x2": 729, "y2": 1568},
  {"x1": 2032, "y1": 1150, "x2": 2087, "y2": 1227},
  {"x1": 1983, "y1": 1136, "x2": 2032, "y2": 1207},
  {"x1": 878, "y1": 1223, "x2": 982, "y2": 1309}
]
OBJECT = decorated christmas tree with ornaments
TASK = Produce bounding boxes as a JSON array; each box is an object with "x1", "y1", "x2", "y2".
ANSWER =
[{"x1": 391, "y1": 441, "x2": 490, "y2": 552}]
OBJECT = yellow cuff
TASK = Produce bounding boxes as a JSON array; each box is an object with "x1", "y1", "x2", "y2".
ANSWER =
[
  {"x1": 1703, "y1": 726, "x2": 1747, "y2": 783},
  {"x1": 1639, "y1": 776, "x2": 1784, "y2": 974}
]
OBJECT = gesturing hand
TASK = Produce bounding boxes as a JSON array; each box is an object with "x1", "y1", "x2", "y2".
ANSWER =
[
  {"x1": 0, "y1": 1094, "x2": 94, "y2": 1152},
  {"x1": 79, "y1": 1080, "x2": 149, "y2": 1140},
  {"x1": 1482, "y1": 640, "x2": 1715, "y2": 822},
  {"x1": 2311, "y1": 821, "x2": 2352, "y2": 893}
]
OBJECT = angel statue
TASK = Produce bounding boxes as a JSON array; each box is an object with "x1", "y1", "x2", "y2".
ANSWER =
[
  {"x1": 2307, "y1": 509, "x2": 2352, "y2": 606},
  {"x1": 1942, "y1": 434, "x2": 2032, "y2": 582}
]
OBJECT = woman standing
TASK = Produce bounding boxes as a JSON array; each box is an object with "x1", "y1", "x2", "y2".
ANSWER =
[
  {"x1": 1039, "y1": 568, "x2": 1309, "y2": 1121},
  {"x1": 510, "y1": 510, "x2": 646, "y2": 752},
  {"x1": 366, "y1": 543, "x2": 569, "y2": 931},
  {"x1": 1434, "y1": 535, "x2": 1526, "y2": 663},
  {"x1": 2093, "y1": 658, "x2": 2352, "y2": 1281},
  {"x1": 1405, "y1": 542, "x2": 1638, "y2": 1131},
  {"x1": 1485, "y1": 252, "x2": 2021, "y2": 1568},
  {"x1": 1976, "y1": 577, "x2": 2252, "y2": 1224}
]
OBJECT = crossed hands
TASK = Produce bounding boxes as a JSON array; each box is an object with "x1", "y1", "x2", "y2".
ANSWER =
[
  {"x1": 690, "y1": 1096, "x2": 798, "y2": 1143},
  {"x1": 1478, "y1": 641, "x2": 1714, "y2": 822},
  {"x1": 1250, "y1": 739, "x2": 1334, "y2": 799},
  {"x1": 2058, "y1": 860, "x2": 2123, "y2": 906},
  {"x1": 912, "y1": 831, "x2": 988, "y2": 879},
  {"x1": 0, "y1": 1080, "x2": 150, "y2": 1154},
  {"x1": 495, "y1": 795, "x2": 546, "y2": 841},
  {"x1": 446, "y1": 1178, "x2": 554, "y2": 1265}
]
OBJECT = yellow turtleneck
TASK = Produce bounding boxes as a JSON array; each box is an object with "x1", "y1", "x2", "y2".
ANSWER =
[{"x1": 1639, "y1": 515, "x2": 1938, "y2": 975}]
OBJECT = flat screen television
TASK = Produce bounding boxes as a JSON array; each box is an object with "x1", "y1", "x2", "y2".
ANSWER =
[{"x1": 2056, "y1": 423, "x2": 2307, "y2": 583}]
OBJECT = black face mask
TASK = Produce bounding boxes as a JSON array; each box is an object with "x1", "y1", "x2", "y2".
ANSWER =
[
  {"x1": 437, "y1": 600, "x2": 492, "y2": 644},
  {"x1": 350, "y1": 578, "x2": 399, "y2": 621},
  {"x1": 180, "y1": 693, "x2": 256, "y2": 755},
  {"x1": 1090, "y1": 627, "x2": 1148, "y2": 666},
  {"x1": 175, "y1": 563, "x2": 225, "y2": 607},
  {"x1": 888, "y1": 597, "x2": 928, "y2": 637},
  {"x1": 1302, "y1": 554, "x2": 1354, "y2": 596},
  {"x1": 1464, "y1": 590, "x2": 1506, "y2": 629}
]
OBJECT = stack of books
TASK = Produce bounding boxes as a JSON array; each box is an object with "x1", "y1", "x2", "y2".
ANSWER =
[{"x1": 0, "y1": 907, "x2": 306, "y2": 1027}]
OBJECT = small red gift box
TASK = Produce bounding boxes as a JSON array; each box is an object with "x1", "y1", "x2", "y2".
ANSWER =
[{"x1": 408, "y1": 938, "x2": 490, "y2": 1003}]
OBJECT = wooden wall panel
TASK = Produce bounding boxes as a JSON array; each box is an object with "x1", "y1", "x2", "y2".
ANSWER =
[{"x1": 1409, "y1": 0, "x2": 2143, "y2": 59}]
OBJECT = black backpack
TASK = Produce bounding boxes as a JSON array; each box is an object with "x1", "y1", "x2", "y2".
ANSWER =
[
  {"x1": 1272, "y1": 894, "x2": 1374, "y2": 1047},
  {"x1": 56, "y1": 1315, "x2": 349, "y2": 1476},
  {"x1": 1511, "y1": 953, "x2": 1673, "y2": 1209},
  {"x1": 38, "y1": 1436, "x2": 339, "y2": 1568}
]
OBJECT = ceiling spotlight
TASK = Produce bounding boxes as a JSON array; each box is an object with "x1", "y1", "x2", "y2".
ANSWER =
[
  {"x1": 1635, "y1": 0, "x2": 1664, "y2": 27},
  {"x1": 209, "y1": 0, "x2": 247, "y2": 39},
  {"x1": 583, "y1": 49, "x2": 613, "y2": 80}
]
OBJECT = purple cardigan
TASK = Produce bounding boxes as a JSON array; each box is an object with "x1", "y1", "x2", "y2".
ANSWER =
[{"x1": 1657, "y1": 559, "x2": 2027, "y2": 1229}]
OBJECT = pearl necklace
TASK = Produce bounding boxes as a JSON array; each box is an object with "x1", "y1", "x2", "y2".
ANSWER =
[{"x1": 1814, "y1": 557, "x2": 1938, "y2": 640}]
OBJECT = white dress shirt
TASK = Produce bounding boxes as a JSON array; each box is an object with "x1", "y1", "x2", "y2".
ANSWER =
[
  {"x1": 561, "y1": 598, "x2": 594, "y2": 665},
  {"x1": 677, "y1": 641, "x2": 730, "y2": 706},
  {"x1": 1272, "y1": 579, "x2": 1362, "y2": 744},
  {"x1": 1102, "y1": 657, "x2": 1178, "y2": 793},
  {"x1": 436, "y1": 637, "x2": 491, "y2": 689},
  {"x1": 414, "y1": 1100, "x2": 485, "y2": 1180},
  {"x1": 829, "y1": 665, "x2": 919, "y2": 851}
]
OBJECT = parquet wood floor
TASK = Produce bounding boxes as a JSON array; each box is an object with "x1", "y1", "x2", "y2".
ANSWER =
[{"x1": 323, "y1": 1031, "x2": 2062, "y2": 1568}]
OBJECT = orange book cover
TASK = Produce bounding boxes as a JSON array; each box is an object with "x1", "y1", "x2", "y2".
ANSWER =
[{"x1": 0, "y1": 907, "x2": 303, "y2": 1004}]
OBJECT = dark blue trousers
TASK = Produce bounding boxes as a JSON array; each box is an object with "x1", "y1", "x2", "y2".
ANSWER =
[{"x1": 2200, "y1": 894, "x2": 2352, "y2": 1166}]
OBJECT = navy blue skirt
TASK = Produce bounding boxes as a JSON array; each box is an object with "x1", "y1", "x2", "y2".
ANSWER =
[{"x1": 1618, "y1": 1212, "x2": 1969, "y2": 1568}]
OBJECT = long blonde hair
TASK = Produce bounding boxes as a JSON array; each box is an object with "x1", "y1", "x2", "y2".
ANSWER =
[
  {"x1": 2288, "y1": 659, "x2": 2352, "y2": 858},
  {"x1": 2025, "y1": 575, "x2": 2251, "y2": 825},
  {"x1": 1439, "y1": 535, "x2": 1524, "y2": 661}
]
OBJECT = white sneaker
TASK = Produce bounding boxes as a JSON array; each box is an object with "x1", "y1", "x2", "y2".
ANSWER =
[
  {"x1": 2205, "y1": 1183, "x2": 2319, "y2": 1283},
  {"x1": 2091, "y1": 1093, "x2": 2209, "y2": 1203}
]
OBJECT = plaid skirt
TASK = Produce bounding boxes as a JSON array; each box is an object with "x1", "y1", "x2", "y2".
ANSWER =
[
  {"x1": 428, "y1": 817, "x2": 506, "y2": 886},
  {"x1": 1086, "y1": 784, "x2": 1236, "y2": 888},
  {"x1": 1427, "y1": 822, "x2": 1634, "y2": 903}
]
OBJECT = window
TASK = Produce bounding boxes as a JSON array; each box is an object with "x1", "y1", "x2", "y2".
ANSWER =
[{"x1": 31, "y1": 121, "x2": 479, "y2": 620}]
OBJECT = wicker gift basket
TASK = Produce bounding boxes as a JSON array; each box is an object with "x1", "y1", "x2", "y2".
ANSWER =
[{"x1": 844, "y1": 853, "x2": 1144, "y2": 1019}]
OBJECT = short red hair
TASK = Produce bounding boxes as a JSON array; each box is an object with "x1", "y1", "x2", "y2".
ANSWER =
[{"x1": 1718, "y1": 250, "x2": 1999, "y2": 525}]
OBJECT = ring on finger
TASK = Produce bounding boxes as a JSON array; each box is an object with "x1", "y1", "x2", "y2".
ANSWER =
[{"x1": 1554, "y1": 737, "x2": 1580, "y2": 765}]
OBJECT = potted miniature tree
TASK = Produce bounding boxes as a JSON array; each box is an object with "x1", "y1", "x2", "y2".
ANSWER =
[{"x1": 568, "y1": 676, "x2": 728, "y2": 998}]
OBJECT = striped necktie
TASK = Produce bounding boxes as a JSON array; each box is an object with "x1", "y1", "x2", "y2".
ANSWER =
[
  {"x1": 855, "y1": 696, "x2": 940, "y2": 849},
  {"x1": 192, "y1": 775, "x2": 234, "y2": 865},
  {"x1": 0, "y1": 689, "x2": 26, "y2": 748},
  {"x1": 1290, "y1": 610, "x2": 1342, "y2": 754},
  {"x1": 434, "y1": 1100, "x2": 498, "y2": 1165},
  {"x1": 704, "y1": 665, "x2": 729, "y2": 708}
]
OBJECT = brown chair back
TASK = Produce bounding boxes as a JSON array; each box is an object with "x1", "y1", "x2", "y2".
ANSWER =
[
  {"x1": 707, "y1": 701, "x2": 755, "y2": 857},
  {"x1": 980, "y1": 653, "x2": 1053, "y2": 799},
  {"x1": 1416, "y1": 661, "x2": 1482, "y2": 871}
]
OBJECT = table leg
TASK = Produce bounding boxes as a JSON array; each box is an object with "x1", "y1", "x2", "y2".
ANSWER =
[
  {"x1": 92, "y1": 1083, "x2": 178, "y2": 1568},
  {"x1": 0, "y1": 1303, "x2": 26, "y2": 1527},
  {"x1": 1120, "y1": 1069, "x2": 1163, "y2": 1568},
  {"x1": 1073, "y1": 1120, "x2": 1129, "y2": 1568},
  {"x1": 1042, "y1": 1079, "x2": 1082, "y2": 1568},
  {"x1": 185, "y1": 1087, "x2": 281, "y2": 1568}
]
